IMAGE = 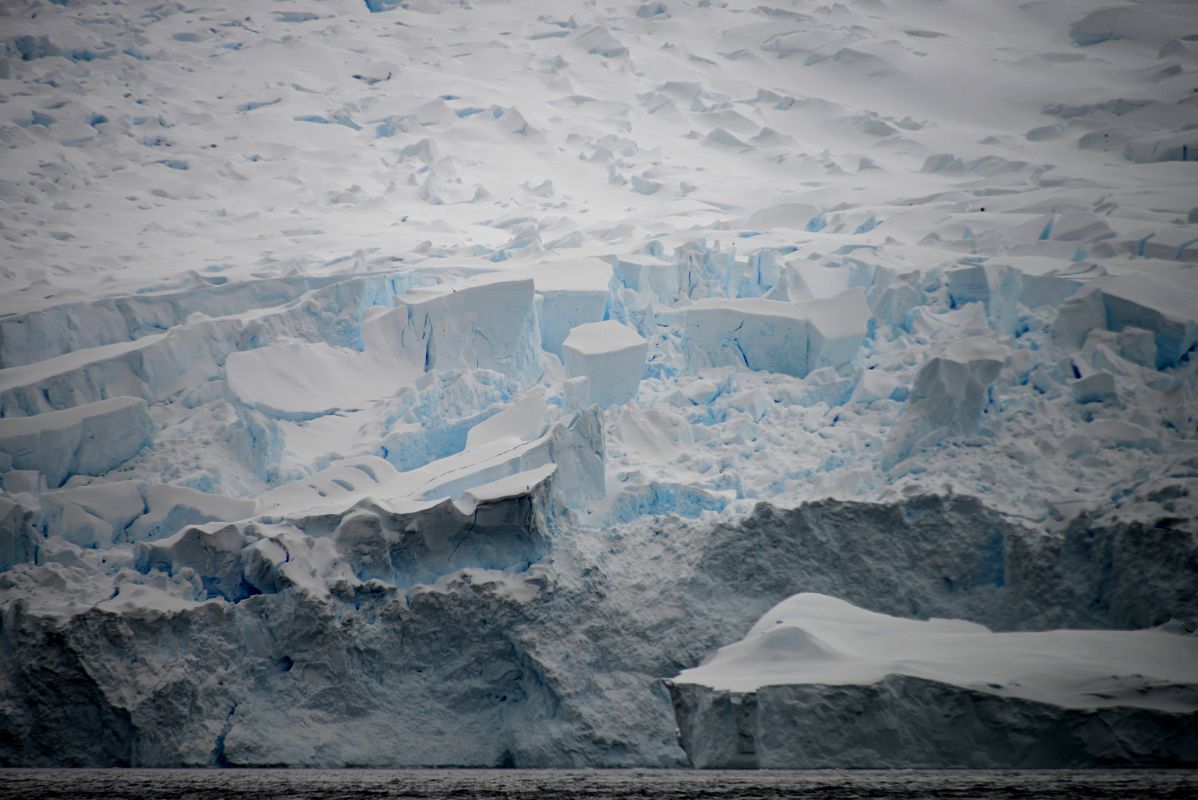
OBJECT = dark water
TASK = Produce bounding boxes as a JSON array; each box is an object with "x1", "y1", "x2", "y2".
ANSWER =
[{"x1": 1, "y1": 769, "x2": 1196, "y2": 800}]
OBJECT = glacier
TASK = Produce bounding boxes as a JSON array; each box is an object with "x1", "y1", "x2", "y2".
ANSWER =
[{"x1": 1, "y1": 0, "x2": 1197, "y2": 770}]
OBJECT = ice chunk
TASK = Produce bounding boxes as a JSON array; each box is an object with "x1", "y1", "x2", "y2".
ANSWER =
[
  {"x1": 456, "y1": 463, "x2": 557, "y2": 516},
  {"x1": 1096, "y1": 274, "x2": 1198, "y2": 369},
  {"x1": 871, "y1": 279, "x2": 922, "y2": 329},
  {"x1": 1086, "y1": 418, "x2": 1162, "y2": 453},
  {"x1": 2, "y1": 470, "x2": 43, "y2": 494},
  {"x1": 395, "y1": 277, "x2": 541, "y2": 384},
  {"x1": 783, "y1": 261, "x2": 851, "y2": 302},
  {"x1": 1124, "y1": 131, "x2": 1198, "y2": 164},
  {"x1": 1071, "y1": 373, "x2": 1117, "y2": 405},
  {"x1": 1019, "y1": 272, "x2": 1083, "y2": 310},
  {"x1": 562, "y1": 376, "x2": 591, "y2": 413},
  {"x1": 40, "y1": 480, "x2": 145, "y2": 547},
  {"x1": 421, "y1": 157, "x2": 485, "y2": 205},
  {"x1": 944, "y1": 265, "x2": 1023, "y2": 335},
  {"x1": 0, "y1": 496, "x2": 39, "y2": 570},
  {"x1": 134, "y1": 524, "x2": 251, "y2": 601},
  {"x1": 332, "y1": 478, "x2": 552, "y2": 586},
  {"x1": 1053, "y1": 289, "x2": 1107, "y2": 353},
  {"x1": 1054, "y1": 274, "x2": 1198, "y2": 369},
  {"x1": 226, "y1": 302, "x2": 432, "y2": 419},
  {"x1": 256, "y1": 455, "x2": 399, "y2": 520},
  {"x1": 226, "y1": 340, "x2": 411, "y2": 419},
  {"x1": 561, "y1": 321, "x2": 648, "y2": 407},
  {"x1": 0, "y1": 397, "x2": 152, "y2": 487},
  {"x1": 851, "y1": 369, "x2": 899, "y2": 405},
  {"x1": 668, "y1": 593, "x2": 1198, "y2": 768},
  {"x1": 1118, "y1": 327, "x2": 1158, "y2": 369},
  {"x1": 247, "y1": 528, "x2": 353, "y2": 597},
  {"x1": 522, "y1": 259, "x2": 612, "y2": 359},
  {"x1": 683, "y1": 299, "x2": 801, "y2": 375},
  {"x1": 884, "y1": 338, "x2": 1007, "y2": 467},
  {"x1": 259, "y1": 405, "x2": 605, "y2": 525},
  {"x1": 683, "y1": 290, "x2": 869, "y2": 378},
  {"x1": 611, "y1": 253, "x2": 686, "y2": 304},
  {"x1": 945, "y1": 265, "x2": 990, "y2": 308},
  {"x1": 575, "y1": 25, "x2": 627, "y2": 58},
  {"x1": 803, "y1": 290, "x2": 871, "y2": 372}
]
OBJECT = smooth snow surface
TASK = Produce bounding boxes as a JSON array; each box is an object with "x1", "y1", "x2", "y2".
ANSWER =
[
  {"x1": 673, "y1": 593, "x2": 1198, "y2": 710},
  {"x1": 0, "y1": 0, "x2": 1196, "y2": 769}
]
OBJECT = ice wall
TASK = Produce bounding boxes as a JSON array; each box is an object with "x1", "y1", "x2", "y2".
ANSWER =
[
  {"x1": 2, "y1": 0, "x2": 1198, "y2": 767},
  {"x1": 0, "y1": 397, "x2": 152, "y2": 488},
  {"x1": 669, "y1": 676, "x2": 1198, "y2": 769},
  {"x1": 3, "y1": 494, "x2": 1195, "y2": 767},
  {"x1": 681, "y1": 290, "x2": 869, "y2": 377},
  {"x1": 394, "y1": 278, "x2": 542, "y2": 384}
]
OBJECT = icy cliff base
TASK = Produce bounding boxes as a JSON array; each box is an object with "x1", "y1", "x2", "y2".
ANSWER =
[
  {"x1": 668, "y1": 594, "x2": 1198, "y2": 768},
  {"x1": 669, "y1": 676, "x2": 1198, "y2": 769},
  {"x1": 3, "y1": 494, "x2": 1195, "y2": 767}
]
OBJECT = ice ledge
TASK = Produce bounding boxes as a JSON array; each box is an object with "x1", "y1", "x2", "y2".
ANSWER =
[{"x1": 0, "y1": 397, "x2": 152, "y2": 488}]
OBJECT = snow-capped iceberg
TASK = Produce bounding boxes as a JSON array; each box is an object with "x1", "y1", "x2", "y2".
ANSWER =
[{"x1": 668, "y1": 593, "x2": 1198, "y2": 768}]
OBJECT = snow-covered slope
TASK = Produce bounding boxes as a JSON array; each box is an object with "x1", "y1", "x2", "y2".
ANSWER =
[{"x1": 1, "y1": 0, "x2": 1196, "y2": 767}]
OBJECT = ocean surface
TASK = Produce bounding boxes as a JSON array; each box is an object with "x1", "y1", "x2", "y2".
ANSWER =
[{"x1": 1, "y1": 769, "x2": 1195, "y2": 800}]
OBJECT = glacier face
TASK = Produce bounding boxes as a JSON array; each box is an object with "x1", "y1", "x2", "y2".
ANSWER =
[
  {"x1": 1, "y1": 0, "x2": 1198, "y2": 768},
  {"x1": 3, "y1": 495, "x2": 1196, "y2": 767},
  {"x1": 668, "y1": 676, "x2": 1198, "y2": 769}
]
